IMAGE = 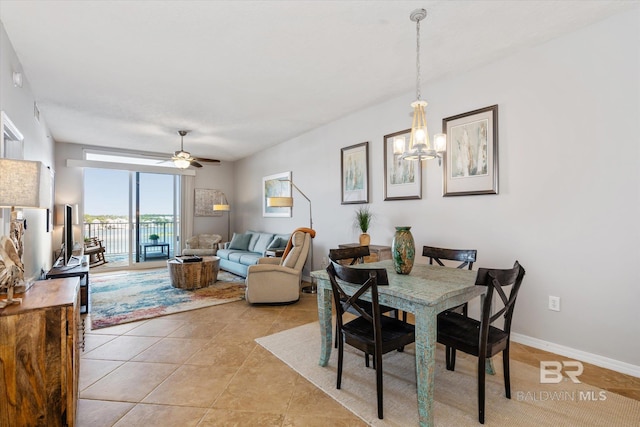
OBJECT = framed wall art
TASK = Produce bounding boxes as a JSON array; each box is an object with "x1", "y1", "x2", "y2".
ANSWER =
[
  {"x1": 341, "y1": 142, "x2": 369, "y2": 204},
  {"x1": 263, "y1": 171, "x2": 292, "y2": 217},
  {"x1": 194, "y1": 189, "x2": 224, "y2": 216},
  {"x1": 383, "y1": 129, "x2": 421, "y2": 200},
  {"x1": 443, "y1": 105, "x2": 499, "y2": 196}
]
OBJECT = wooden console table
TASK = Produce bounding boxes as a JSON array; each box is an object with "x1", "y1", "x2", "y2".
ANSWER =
[
  {"x1": 338, "y1": 243, "x2": 392, "y2": 263},
  {"x1": 0, "y1": 278, "x2": 80, "y2": 427}
]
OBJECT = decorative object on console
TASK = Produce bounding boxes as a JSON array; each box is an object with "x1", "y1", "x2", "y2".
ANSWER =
[
  {"x1": 392, "y1": 226, "x2": 415, "y2": 275},
  {"x1": 384, "y1": 129, "x2": 422, "y2": 200},
  {"x1": 400, "y1": 8, "x2": 446, "y2": 164},
  {"x1": 442, "y1": 105, "x2": 499, "y2": 196},
  {"x1": 212, "y1": 192, "x2": 231, "y2": 241},
  {"x1": 267, "y1": 178, "x2": 315, "y2": 293},
  {"x1": 341, "y1": 142, "x2": 369, "y2": 204},
  {"x1": 354, "y1": 206, "x2": 373, "y2": 246},
  {"x1": 0, "y1": 158, "x2": 52, "y2": 307}
]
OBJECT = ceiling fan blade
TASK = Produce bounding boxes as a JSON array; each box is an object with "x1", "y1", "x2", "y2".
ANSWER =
[
  {"x1": 190, "y1": 160, "x2": 203, "y2": 168},
  {"x1": 193, "y1": 157, "x2": 221, "y2": 164}
]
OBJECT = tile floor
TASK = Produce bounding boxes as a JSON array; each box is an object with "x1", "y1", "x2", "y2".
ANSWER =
[{"x1": 79, "y1": 292, "x2": 639, "y2": 426}]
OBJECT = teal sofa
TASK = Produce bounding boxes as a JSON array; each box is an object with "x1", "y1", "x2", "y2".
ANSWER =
[{"x1": 217, "y1": 230, "x2": 290, "y2": 277}]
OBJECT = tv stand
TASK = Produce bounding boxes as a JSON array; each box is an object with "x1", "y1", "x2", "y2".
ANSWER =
[{"x1": 46, "y1": 255, "x2": 90, "y2": 315}]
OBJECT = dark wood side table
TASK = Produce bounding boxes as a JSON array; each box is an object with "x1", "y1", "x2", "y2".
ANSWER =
[
  {"x1": 338, "y1": 243, "x2": 392, "y2": 263},
  {"x1": 265, "y1": 249, "x2": 285, "y2": 258},
  {"x1": 46, "y1": 255, "x2": 90, "y2": 315}
]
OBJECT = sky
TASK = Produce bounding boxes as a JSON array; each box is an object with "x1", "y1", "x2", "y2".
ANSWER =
[{"x1": 84, "y1": 169, "x2": 176, "y2": 216}]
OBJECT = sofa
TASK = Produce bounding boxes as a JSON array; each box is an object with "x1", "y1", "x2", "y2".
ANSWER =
[
  {"x1": 217, "y1": 230, "x2": 290, "y2": 277},
  {"x1": 182, "y1": 234, "x2": 222, "y2": 256}
]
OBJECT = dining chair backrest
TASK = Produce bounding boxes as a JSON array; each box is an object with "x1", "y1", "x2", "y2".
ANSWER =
[
  {"x1": 326, "y1": 260, "x2": 389, "y2": 321},
  {"x1": 476, "y1": 261, "x2": 526, "y2": 337},
  {"x1": 329, "y1": 246, "x2": 370, "y2": 265},
  {"x1": 422, "y1": 246, "x2": 477, "y2": 270}
]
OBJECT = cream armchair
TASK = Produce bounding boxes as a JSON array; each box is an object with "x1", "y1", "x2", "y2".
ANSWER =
[
  {"x1": 245, "y1": 230, "x2": 312, "y2": 304},
  {"x1": 182, "y1": 234, "x2": 222, "y2": 256}
]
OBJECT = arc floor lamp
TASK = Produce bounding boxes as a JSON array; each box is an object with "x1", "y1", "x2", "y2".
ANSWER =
[{"x1": 267, "y1": 178, "x2": 316, "y2": 293}]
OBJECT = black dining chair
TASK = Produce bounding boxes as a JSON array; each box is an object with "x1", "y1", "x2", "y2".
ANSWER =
[
  {"x1": 400, "y1": 245, "x2": 477, "y2": 323},
  {"x1": 437, "y1": 261, "x2": 526, "y2": 424},
  {"x1": 326, "y1": 260, "x2": 415, "y2": 420},
  {"x1": 328, "y1": 247, "x2": 400, "y2": 355}
]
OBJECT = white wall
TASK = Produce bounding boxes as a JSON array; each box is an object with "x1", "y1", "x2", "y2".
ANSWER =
[
  {"x1": 234, "y1": 9, "x2": 640, "y2": 369},
  {"x1": 0, "y1": 22, "x2": 55, "y2": 279}
]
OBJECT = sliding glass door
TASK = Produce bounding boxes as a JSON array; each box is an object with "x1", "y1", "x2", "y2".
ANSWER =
[{"x1": 84, "y1": 168, "x2": 180, "y2": 269}]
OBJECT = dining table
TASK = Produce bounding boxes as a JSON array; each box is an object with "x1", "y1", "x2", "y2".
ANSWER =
[{"x1": 311, "y1": 259, "x2": 485, "y2": 427}]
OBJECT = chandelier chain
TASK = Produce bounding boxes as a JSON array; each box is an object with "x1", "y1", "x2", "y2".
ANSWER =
[{"x1": 416, "y1": 18, "x2": 421, "y2": 101}]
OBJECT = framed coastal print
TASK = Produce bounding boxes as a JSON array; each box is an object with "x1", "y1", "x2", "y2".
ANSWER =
[
  {"x1": 383, "y1": 129, "x2": 421, "y2": 200},
  {"x1": 443, "y1": 105, "x2": 499, "y2": 196},
  {"x1": 341, "y1": 142, "x2": 369, "y2": 204},
  {"x1": 263, "y1": 171, "x2": 292, "y2": 217}
]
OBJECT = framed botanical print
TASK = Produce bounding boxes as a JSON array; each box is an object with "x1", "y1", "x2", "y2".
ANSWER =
[
  {"x1": 383, "y1": 129, "x2": 421, "y2": 200},
  {"x1": 263, "y1": 171, "x2": 292, "y2": 217},
  {"x1": 443, "y1": 105, "x2": 499, "y2": 196},
  {"x1": 341, "y1": 142, "x2": 369, "y2": 204}
]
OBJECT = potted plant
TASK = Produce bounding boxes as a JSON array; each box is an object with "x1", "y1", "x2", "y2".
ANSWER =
[
  {"x1": 149, "y1": 233, "x2": 160, "y2": 243},
  {"x1": 354, "y1": 206, "x2": 373, "y2": 246}
]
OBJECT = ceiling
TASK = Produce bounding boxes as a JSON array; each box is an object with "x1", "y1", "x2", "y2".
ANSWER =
[{"x1": 1, "y1": 1, "x2": 635, "y2": 163}]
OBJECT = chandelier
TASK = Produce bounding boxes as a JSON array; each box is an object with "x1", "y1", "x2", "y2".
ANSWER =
[{"x1": 401, "y1": 9, "x2": 446, "y2": 164}]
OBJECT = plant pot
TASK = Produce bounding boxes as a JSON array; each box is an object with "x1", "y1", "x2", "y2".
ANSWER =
[
  {"x1": 392, "y1": 226, "x2": 415, "y2": 274},
  {"x1": 359, "y1": 233, "x2": 371, "y2": 246}
]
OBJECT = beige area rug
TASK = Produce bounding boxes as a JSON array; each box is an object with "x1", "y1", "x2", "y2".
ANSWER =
[{"x1": 256, "y1": 322, "x2": 639, "y2": 426}]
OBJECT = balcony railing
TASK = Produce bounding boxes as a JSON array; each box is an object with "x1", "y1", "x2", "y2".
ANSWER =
[{"x1": 83, "y1": 220, "x2": 179, "y2": 258}]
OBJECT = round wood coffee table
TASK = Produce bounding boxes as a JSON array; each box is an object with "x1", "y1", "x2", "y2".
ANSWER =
[{"x1": 167, "y1": 256, "x2": 220, "y2": 290}]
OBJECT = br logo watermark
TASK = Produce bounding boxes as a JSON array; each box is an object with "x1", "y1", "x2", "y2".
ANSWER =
[
  {"x1": 514, "y1": 360, "x2": 608, "y2": 402},
  {"x1": 540, "y1": 361, "x2": 583, "y2": 384}
]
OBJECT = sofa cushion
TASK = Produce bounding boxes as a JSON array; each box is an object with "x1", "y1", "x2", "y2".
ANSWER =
[
  {"x1": 228, "y1": 252, "x2": 245, "y2": 263},
  {"x1": 253, "y1": 233, "x2": 275, "y2": 255},
  {"x1": 229, "y1": 233, "x2": 251, "y2": 250},
  {"x1": 239, "y1": 253, "x2": 261, "y2": 265}
]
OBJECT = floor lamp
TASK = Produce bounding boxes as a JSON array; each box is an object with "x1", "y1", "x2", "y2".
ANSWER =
[
  {"x1": 0, "y1": 159, "x2": 52, "y2": 307},
  {"x1": 213, "y1": 192, "x2": 231, "y2": 242},
  {"x1": 266, "y1": 179, "x2": 315, "y2": 293}
]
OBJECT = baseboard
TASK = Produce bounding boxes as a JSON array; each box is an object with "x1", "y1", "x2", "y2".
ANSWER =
[{"x1": 511, "y1": 333, "x2": 640, "y2": 378}]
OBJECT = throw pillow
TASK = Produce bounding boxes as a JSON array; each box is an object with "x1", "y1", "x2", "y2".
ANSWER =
[
  {"x1": 253, "y1": 233, "x2": 275, "y2": 255},
  {"x1": 267, "y1": 237, "x2": 284, "y2": 250},
  {"x1": 229, "y1": 233, "x2": 251, "y2": 250}
]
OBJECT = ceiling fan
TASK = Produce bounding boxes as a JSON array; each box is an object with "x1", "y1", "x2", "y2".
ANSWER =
[{"x1": 170, "y1": 130, "x2": 220, "y2": 169}]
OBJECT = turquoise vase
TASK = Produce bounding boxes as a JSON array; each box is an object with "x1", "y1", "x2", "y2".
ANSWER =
[{"x1": 392, "y1": 226, "x2": 415, "y2": 274}]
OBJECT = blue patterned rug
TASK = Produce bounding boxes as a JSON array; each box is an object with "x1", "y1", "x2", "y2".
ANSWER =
[{"x1": 90, "y1": 268, "x2": 246, "y2": 329}]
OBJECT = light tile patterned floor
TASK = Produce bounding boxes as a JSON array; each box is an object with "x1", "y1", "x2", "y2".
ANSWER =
[{"x1": 79, "y1": 290, "x2": 639, "y2": 426}]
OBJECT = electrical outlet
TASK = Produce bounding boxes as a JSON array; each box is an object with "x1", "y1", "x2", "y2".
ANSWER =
[{"x1": 549, "y1": 296, "x2": 561, "y2": 312}]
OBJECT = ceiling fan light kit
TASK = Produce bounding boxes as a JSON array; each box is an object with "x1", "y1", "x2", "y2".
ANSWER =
[{"x1": 171, "y1": 130, "x2": 220, "y2": 169}]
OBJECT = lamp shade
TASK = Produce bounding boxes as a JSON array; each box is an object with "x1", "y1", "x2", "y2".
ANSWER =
[
  {"x1": 213, "y1": 204, "x2": 230, "y2": 211},
  {"x1": 0, "y1": 159, "x2": 51, "y2": 209},
  {"x1": 267, "y1": 196, "x2": 293, "y2": 208}
]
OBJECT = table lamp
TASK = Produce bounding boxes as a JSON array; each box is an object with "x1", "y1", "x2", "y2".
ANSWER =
[{"x1": 0, "y1": 159, "x2": 52, "y2": 307}]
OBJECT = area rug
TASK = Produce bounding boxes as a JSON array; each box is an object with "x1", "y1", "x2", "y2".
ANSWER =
[
  {"x1": 90, "y1": 268, "x2": 245, "y2": 329},
  {"x1": 256, "y1": 323, "x2": 640, "y2": 427}
]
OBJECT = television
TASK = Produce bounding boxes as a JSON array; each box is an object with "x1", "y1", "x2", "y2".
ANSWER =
[{"x1": 60, "y1": 204, "x2": 81, "y2": 267}]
